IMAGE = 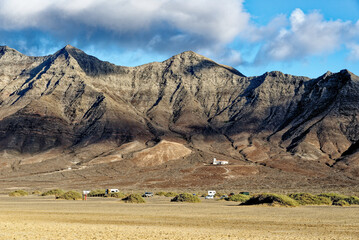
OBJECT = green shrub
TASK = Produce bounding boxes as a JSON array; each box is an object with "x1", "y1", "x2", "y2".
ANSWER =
[
  {"x1": 164, "y1": 192, "x2": 178, "y2": 197},
  {"x1": 345, "y1": 196, "x2": 359, "y2": 205},
  {"x1": 318, "y1": 193, "x2": 348, "y2": 202},
  {"x1": 122, "y1": 194, "x2": 145, "y2": 203},
  {"x1": 171, "y1": 193, "x2": 201, "y2": 203},
  {"x1": 107, "y1": 192, "x2": 126, "y2": 198},
  {"x1": 41, "y1": 189, "x2": 64, "y2": 197},
  {"x1": 333, "y1": 200, "x2": 350, "y2": 207},
  {"x1": 32, "y1": 190, "x2": 42, "y2": 195},
  {"x1": 9, "y1": 190, "x2": 28, "y2": 197},
  {"x1": 288, "y1": 193, "x2": 331, "y2": 205},
  {"x1": 242, "y1": 193, "x2": 299, "y2": 207},
  {"x1": 318, "y1": 193, "x2": 359, "y2": 205},
  {"x1": 56, "y1": 191, "x2": 82, "y2": 200},
  {"x1": 226, "y1": 194, "x2": 250, "y2": 203},
  {"x1": 88, "y1": 189, "x2": 106, "y2": 197}
]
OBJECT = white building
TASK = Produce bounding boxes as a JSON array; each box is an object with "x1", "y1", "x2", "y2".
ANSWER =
[
  {"x1": 208, "y1": 190, "x2": 216, "y2": 196},
  {"x1": 212, "y1": 158, "x2": 228, "y2": 165}
]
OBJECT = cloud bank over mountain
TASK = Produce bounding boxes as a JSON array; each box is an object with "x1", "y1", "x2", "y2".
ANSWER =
[
  {"x1": 0, "y1": 0, "x2": 358, "y2": 74},
  {"x1": 0, "y1": 0, "x2": 249, "y2": 59}
]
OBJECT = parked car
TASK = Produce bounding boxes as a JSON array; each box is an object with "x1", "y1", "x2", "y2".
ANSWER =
[
  {"x1": 142, "y1": 192, "x2": 153, "y2": 197},
  {"x1": 205, "y1": 195, "x2": 214, "y2": 199},
  {"x1": 220, "y1": 195, "x2": 228, "y2": 200}
]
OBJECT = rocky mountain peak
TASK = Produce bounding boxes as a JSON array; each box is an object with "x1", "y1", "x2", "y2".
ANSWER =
[
  {"x1": 321, "y1": 71, "x2": 333, "y2": 79},
  {"x1": 165, "y1": 50, "x2": 245, "y2": 77},
  {"x1": 56, "y1": 44, "x2": 120, "y2": 76},
  {"x1": 0, "y1": 45, "x2": 26, "y2": 59},
  {"x1": 0, "y1": 45, "x2": 10, "y2": 54},
  {"x1": 45, "y1": 45, "x2": 121, "y2": 77},
  {"x1": 264, "y1": 71, "x2": 286, "y2": 78},
  {"x1": 64, "y1": 44, "x2": 76, "y2": 50},
  {"x1": 339, "y1": 69, "x2": 355, "y2": 78}
]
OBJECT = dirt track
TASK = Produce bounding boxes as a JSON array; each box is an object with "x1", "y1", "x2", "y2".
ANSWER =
[{"x1": 0, "y1": 195, "x2": 358, "y2": 240}]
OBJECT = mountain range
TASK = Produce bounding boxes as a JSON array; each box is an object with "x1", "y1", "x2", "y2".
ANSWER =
[{"x1": 0, "y1": 45, "x2": 358, "y2": 192}]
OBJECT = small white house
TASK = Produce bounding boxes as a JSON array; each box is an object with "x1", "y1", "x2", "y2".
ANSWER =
[{"x1": 212, "y1": 158, "x2": 229, "y2": 165}]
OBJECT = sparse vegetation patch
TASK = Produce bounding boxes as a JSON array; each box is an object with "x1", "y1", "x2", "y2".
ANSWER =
[
  {"x1": 88, "y1": 189, "x2": 106, "y2": 197},
  {"x1": 225, "y1": 194, "x2": 251, "y2": 202},
  {"x1": 155, "y1": 191, "x2": 177, "y2": 197},
  {"x1": 107, "y1": 192, "x2": 126, "y2": 198},
  {"x1": 171, "y1": 193, "x2": 201, "y2": 203},
  {"x1": 288, "y1": 193, "x2": 331, "y2": 205},
  {"x1": 332, "y1": 199, "x2": 350, "y2": 206},
  {"x1": 32, "y1": 190, "x2": 42, "y2": 195},
  {"x1": 241, "y1": 193, "x2": 299, "y2": 207},
  {"x1": 9, "y1": 190, "x2": 28, "y2": 197},
  {"x1": 122, "y1": 194, "x2": 145, "y2": 203},
  {"x1": 164, "y1": 192, "x2": 177, "y2": 197},
  {"x1": 41, "y1": 189, "x2": 65, "y2": 197},
  {"x1": 56, "y1": 191, "x2": 82, "y2": 200},
  {"x1": 319, "y1": 193, "x2": 359, "y2": 205}
]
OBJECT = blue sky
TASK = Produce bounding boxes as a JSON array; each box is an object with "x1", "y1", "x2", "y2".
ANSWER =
[{"x1": 0, "y1": 0, "x2": 358, "y2": 78}]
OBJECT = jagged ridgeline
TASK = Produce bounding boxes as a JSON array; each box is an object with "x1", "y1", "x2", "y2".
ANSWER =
[{"x1": 0, "y1": 45, "x2": 358, "y2": 190}]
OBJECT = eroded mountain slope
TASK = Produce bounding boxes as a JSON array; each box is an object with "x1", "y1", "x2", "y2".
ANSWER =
[{"x1": 0, "y1": 45, "x2": 358, "y2": 191}]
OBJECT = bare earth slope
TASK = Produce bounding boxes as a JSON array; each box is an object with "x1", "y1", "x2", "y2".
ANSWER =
[{"x1": 0, "y1": 45, "x2": 358, "y2": 192}]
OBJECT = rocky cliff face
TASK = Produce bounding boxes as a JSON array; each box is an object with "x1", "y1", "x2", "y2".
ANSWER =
[{"x1": 0, "y1": 45, "x2": 358, "y2": 191}]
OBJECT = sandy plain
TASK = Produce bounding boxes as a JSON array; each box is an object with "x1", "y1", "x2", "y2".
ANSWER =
[{"x1": 0, "y1": 195, "x2": 358, "y2": 240}]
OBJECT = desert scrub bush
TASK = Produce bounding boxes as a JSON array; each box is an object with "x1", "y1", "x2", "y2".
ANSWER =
[
  {"x1": 56, "y1": 191, "x2": 82, "y2": 200},
  {"x1": 107, "y1": 192, "x2": 126, "y2": 198},
  {"x1": 333, "y1": 199, "x2": 350, "y2": 207},
  {"x1": 9, "y1": 190, "x2": 28, "y2": 197},
  {"x1": 225, "y1": 194, "x2": 250, "y2": 203},
  {"x1": 288, "y1": 193, "x2": 331, "y2": 205},
  {"x1": 41, "y1": 189, "x2": 64, "y2": 197},
  {"x1": 171, "y1": 193, "x2": 201, "y2": 203},
  {"x1": 318, "y1": 193, "x2": 359, "y2": 205},
  {"x1": 122, "y1": 194, "x2": 145, "y2": 203},
  {"x1": 88, "y1": 189, "x2": 106, "y2": 197},
  {"x1": 164, "y1": 192, "x2": 177, "y2": 197},
  {"x1": 242, "y1": 193, "x2": 299, "y2": 207},
  {"x1": 32, "y1": 190, "x2": 42, "y2": 195},
  {"x1": 345, "y1": 196, "x2": 359, "y2": 205}
]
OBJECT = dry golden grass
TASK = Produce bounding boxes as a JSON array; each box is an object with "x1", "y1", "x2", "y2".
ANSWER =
[{"x1": 0, "y1": 195, "x2": 358, "y2": 239}]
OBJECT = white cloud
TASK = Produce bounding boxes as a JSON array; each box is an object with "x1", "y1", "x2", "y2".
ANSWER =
[
  {"x1": 250, "y1": 8, "x2": 359, "y2": 64},
  {"x1": 348, "y1": 43, "x2": 359, "y2": 60},
  {"x1": 3, "y1": 2, "x2": 359, "y2": 68},
  {"x1": 0, "y1": 0, "x2": 249, "y2": 59},
  {"x1": 243, "y1": 14, "x2": 288, "y2": 42}
]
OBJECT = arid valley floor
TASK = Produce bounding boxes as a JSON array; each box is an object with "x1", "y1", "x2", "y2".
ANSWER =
[{"x1": 0, "y1": 195, "x2": 358, "y2": 240}]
